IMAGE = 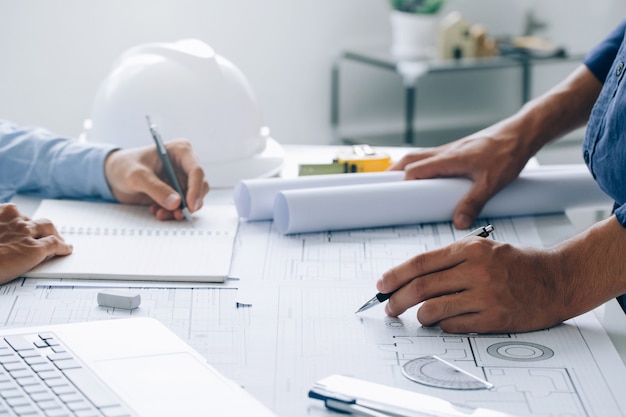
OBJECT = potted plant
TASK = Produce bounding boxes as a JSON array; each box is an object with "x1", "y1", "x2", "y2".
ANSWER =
[
  {"x1": 388, "y1": 0, "x2": 446, "y2": 59},
  {"x1": 390, "y1": 0, "x2": 445, "y2": 14}
]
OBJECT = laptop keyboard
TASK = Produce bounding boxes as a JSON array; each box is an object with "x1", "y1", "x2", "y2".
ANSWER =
[{"x1": 0, "y1": 331, "x2": 133, "y2": 417}]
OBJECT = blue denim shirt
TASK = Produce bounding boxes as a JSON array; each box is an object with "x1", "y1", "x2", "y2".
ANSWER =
[
  {"x1": 583, "y1": 19, "x2": 626, "y2": 227},
  {"x1": 583, "y1": 19, "x2": 626, "y2": 311},
  {"x1": 0, "y1": 119, "x2": 117, "y2": 203}
]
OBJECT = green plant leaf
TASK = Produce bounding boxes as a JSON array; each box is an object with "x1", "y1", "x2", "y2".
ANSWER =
[{"x1": 390, "y1": 0, "x2": 445, "y2": 14}]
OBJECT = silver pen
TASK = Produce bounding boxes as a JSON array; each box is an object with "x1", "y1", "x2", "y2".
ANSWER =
[
  {"x1": 355, "y1": 224, "x2": 494, "y2": 314},
  {"x1": 146, "y1": 115, "x2": 194, "y2": 223},
  {"x1": 309, "y1": 387, "x2": 394, "y2": 417}
]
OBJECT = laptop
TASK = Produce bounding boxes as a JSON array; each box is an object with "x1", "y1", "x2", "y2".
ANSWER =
[{"x1": 0, "y1": 317, "x2": 276, "y2": 417}]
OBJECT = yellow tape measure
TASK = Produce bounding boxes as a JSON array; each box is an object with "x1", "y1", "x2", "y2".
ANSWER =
[{"x1": 299, "y1": 145, "x2": 392, "y2": 176}]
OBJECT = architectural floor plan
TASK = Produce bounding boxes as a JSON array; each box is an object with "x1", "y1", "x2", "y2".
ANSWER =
[{"x1": 3, "y1": 215, "x2": 626, "y2": 416}]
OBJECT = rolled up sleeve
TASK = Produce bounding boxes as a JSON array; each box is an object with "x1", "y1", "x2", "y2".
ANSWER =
[{"x1": 0, "y1": 119, "x2": 118, "y2": 202}]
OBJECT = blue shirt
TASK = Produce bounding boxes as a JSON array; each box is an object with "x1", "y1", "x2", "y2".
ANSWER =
[
  {"x1": 0, "y1": 119, "x2": 117, "y2": 203},
  {"x1": 583, "y1": 19, "x2": 626, "y2": 227},
  {"x1": 583, "y1": 20, "x2": 626, "y2": 311}
]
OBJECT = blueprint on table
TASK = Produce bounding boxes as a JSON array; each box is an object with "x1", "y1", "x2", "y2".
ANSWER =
[
  {"x1": 232, "y1": 216, "x2": 626, "y2": 416},
  {"x1": 3, "y1": 215, "x2": 626, "y2": 416}
]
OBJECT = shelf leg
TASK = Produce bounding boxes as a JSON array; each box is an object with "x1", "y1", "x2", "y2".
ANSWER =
[
  {"x1": 331, "y1": 59, "x2": 340, "y2": 142},
  {"x1": 405, "y1": 86, "x2": 416, "y2": 145}
]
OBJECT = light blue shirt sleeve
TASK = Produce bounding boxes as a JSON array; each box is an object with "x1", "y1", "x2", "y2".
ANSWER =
[{"x1": 0, "y1": 119, "x2": 119, "y2": 203}]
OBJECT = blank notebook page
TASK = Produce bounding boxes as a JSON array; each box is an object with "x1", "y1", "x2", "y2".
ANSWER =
[{"x1": 23, "y1": 200, "x2": 239, "y2": 282}]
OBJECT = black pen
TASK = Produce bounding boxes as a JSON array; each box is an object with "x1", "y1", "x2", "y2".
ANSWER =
[
  {"x1": 355, "y1": 224, "x2": 494, "y2": 314},
  {"x1": 146, "y1": 115, "x2": 193, "y2": 223}
]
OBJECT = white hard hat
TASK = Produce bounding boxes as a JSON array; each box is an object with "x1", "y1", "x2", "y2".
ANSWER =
[{"x1": 83, "y1": 39, "x2": 284, "y2": 188}]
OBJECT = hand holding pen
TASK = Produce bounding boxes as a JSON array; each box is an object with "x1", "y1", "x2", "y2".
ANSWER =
[
  {"x1": 145, "y1": 116, "x2": 211, "y2": 222},
  {"x1": 103, "y1": 118, "x2": 209, "y2": 221},
  {"x1": 356, "y1": 225, "x2": 494, "y2": 313}
]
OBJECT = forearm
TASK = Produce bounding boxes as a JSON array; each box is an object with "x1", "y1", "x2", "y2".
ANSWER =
[
  {"x1": 552, "y1": 216, "x2": 626, "y2": 321},
  {"x1": 481, "y1": 65, "x2": 603, "y2": 162}
]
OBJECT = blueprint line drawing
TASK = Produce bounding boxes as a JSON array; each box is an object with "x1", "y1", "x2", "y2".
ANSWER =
[
  {"x1": 4, "y1": 215, "x2": 626, "y2": 416},
  {"x1": 234, "y1": 216, "x2": 626, "y2": 416}
]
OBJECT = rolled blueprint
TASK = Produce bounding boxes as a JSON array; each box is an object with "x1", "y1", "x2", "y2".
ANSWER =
[
  {"x1": 234, "y1": 171, "x2": 404, "y2": 220},
  {"x1": 272, "y1": 165, "x2": 613, "y2": 234}
]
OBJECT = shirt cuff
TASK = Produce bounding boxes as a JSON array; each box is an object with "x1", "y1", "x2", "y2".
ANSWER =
[{"x1": 84, "y1": 145, "x2": 120, "y2": 201}]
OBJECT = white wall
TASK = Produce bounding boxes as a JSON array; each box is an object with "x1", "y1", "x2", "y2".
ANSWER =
[{"x1": 0, "y1": 1, "x2": 624, "y2": 146}]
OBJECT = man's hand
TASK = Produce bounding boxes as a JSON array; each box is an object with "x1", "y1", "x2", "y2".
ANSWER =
[
  {"x1": 104, "y1": 139, "x2": 210, "y2": 220},
  {"x1": 377, "y1": 216, "x2": 626, "y2": 334},
  {"x1": 0, "y1": 203, "x2": 72, "y2": 284},
  {"x1": 390, "y1": 65, "x2": 603, "y2": 230},
  {"x1": 390, "y1": 128, "x2": 531, "y2": 230},
  {"x1": 377, "y1": 236, "x2": 564, "y2": 333}
]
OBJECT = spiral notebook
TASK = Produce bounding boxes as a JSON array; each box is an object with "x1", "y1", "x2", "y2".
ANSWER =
[{"x1": 23, "y1": 199, "x2": 239, "y2": 282}]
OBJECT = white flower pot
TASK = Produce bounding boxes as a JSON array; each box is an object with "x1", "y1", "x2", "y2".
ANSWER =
[{"x1": 389, "y1": 10, "x2": 439, "y2": 60}]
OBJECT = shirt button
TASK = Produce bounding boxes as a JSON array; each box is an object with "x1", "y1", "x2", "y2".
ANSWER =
[
  {"x1": 617, "y1": 62, "x2": 624, "y2": 77},
  {"x1": 583, "y1": 150, "x2": 590, "y2": 164}
]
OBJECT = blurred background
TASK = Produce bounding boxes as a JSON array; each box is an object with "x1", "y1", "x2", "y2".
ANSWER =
[{"x1": 0, "y1": 0, "x2": 624, "y2": 156}]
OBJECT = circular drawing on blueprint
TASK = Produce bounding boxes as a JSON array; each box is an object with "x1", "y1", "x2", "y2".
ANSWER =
[
  {"x1": 402, "y1": 355, "x2": 492, "y2": 390},
  {"x1": 486, "y1": 341, "x2": 554, "y2": 361}
]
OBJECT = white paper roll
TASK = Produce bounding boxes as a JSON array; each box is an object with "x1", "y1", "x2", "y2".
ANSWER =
[
  {"x1": 233, "y1": 171, "x2": 404, "y2": 220},
  {"x1": 272, "y1": 165, "x2": 612, "y2": 234}
]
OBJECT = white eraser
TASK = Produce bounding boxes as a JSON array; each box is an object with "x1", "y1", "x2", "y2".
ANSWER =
[{"x1": 97, "y1": 290, "x2": 141, "y2": 310}]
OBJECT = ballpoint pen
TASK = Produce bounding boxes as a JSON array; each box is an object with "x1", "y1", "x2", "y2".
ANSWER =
[
  {"x1": 309, "y1": 388, "x2": 394, "y2": 417},
  {"x1": 355, "y1": 224, "x2": 494, "y2": 314},
  {"x1": 146, "y1": 115, "x2": 194, "y2": 223}
]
